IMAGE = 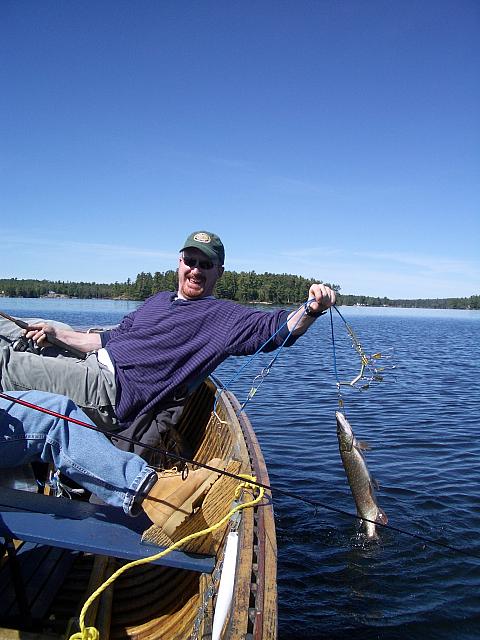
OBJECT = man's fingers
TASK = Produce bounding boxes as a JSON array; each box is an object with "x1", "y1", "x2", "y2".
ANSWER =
[{"x1": 24, "y1": 325, "x2": 51, "y2": 345}]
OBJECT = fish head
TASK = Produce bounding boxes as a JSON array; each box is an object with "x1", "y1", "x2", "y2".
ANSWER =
[
  {"x1": 376, "y1": 507, "x2": 388, "y2": 526},
  {"x1": 363, "y1": 506, "x2": 388, "y2": 540}
]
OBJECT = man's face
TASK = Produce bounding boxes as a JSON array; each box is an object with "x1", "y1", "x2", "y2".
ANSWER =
[{"x1": 177, "y1": 248, "x2": 224, "y2": 299}]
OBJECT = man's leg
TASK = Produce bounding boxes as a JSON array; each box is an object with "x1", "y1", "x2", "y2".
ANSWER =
[
  {"x1": 0, "y1": 391, "x2": 224, "y2": 527},
  {"x1": 0, "y1": 347, "x2": 117, "y2": 429},
  {"x1": 0, "y1": 391, "x2": 154, "y2": 513}
]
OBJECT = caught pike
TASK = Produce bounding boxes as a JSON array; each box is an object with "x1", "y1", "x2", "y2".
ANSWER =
[{"x1": 336, "y1": 411, "x2": 388, "y2": 538}]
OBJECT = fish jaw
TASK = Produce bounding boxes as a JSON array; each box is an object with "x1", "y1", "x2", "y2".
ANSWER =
[
  {"x1": 363, "y1": 518, "x2": 378, "y2": 539},
  {"x1": 376, "y1": 506, "x2": 388, "y2": 526},
  {"x1": 362, "y1": 506, "x2": 388, "y2": 540}
]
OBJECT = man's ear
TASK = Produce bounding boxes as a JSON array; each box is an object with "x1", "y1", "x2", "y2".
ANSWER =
[{"x1": 217, "y1": 266, "x2": 225, "y2": 278}]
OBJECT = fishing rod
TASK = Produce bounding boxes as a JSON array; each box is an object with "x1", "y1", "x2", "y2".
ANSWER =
[
  {"x1": 1, "y1": 391, "x2": 479, "y2": 562},
  {"x1": 0, "y1": 311, "x2": 86, "y2": 360}
]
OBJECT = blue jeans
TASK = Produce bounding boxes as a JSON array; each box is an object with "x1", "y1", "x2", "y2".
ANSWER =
[{"x1": 0, "y1": 391, "x2": 157, "y2": 515}]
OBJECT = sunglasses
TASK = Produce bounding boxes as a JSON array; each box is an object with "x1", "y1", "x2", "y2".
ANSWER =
[{"x1": 182, "y1": 255, "x2": 216, "y2": 270}]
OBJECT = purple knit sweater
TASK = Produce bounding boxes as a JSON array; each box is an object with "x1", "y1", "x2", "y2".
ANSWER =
[{"x1": 101, "y1": 291, "x2": 294, "y2": 425}]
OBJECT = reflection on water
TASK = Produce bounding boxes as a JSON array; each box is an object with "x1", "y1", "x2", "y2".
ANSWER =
[{"x1": 2, "y1": 299, "x2": 479, "y2": 639}]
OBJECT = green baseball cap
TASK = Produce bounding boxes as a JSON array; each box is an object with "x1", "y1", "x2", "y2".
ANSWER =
[{"x1": 180, "y1": 231, "x2": 225, "y2": 265}]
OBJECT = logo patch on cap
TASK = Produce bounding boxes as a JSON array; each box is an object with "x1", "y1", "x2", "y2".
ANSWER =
[{"x1": 193, "y1": 232, "x2": 211, "y2": 244}]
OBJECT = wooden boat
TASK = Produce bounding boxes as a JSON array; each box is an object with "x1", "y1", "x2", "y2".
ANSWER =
[{"x1": 0, "y1": 376, "x2": 277, "y2": 640}]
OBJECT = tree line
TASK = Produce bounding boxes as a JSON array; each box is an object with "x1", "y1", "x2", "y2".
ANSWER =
[{"x1": 0, "y1": 275, "x2": 478, "y2": 310}]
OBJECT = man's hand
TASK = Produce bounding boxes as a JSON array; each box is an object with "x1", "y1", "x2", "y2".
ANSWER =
[
  {"x1": 287, "y1": 284, "x2": 336, "y2": 335},
  {"x1": 306, "y1": 283, "x2": 336, "y2": 315},
  {"x1": 24, "y1": 322, "x2": 56, "y2": 347}
]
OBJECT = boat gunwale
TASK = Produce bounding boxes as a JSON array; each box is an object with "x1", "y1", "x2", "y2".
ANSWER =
[{"x1": 211, "y1": 377, "x2": 277, "y2": 640}]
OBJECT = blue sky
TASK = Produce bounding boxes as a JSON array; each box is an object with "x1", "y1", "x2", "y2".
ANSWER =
[{"x1": 1, "y1": 1, "x2": 478, "y2": 299}]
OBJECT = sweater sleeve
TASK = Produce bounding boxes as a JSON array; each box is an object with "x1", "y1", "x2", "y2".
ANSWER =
[
  {"x1": 224, "y1": 307, "x2": 298, "y2": 356},
  {"x1": 268, "y1": 310, "x2": 299, "y2": 350}
]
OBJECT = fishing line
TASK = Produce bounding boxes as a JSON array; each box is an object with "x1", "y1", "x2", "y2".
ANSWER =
[
  {"x1": 1, "y1": 391, "x2": 479, "y2": 562},
  {"x1": 213, "y1": 298, "x2": 311, "y2": 417},
  {"x1": 329, "y1": 307, "x2": 345, "y2": 410}
]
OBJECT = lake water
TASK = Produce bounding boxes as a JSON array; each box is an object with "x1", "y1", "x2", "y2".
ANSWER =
[{"x1": 1, "y1": 298, "x2": 479, "y2": 639}]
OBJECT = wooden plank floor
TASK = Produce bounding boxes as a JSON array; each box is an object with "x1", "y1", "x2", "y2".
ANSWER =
[{"x1": 0, "y1": 541, "x2": 77, "y2": 624}]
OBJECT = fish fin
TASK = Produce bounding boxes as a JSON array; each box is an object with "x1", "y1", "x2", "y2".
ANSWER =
[
  {"x1": 371, "y1": 477, "x2": 380, "y2": 490},
  {"x1": 356, "y1": 440, "x2": 371, "y2": 451}
]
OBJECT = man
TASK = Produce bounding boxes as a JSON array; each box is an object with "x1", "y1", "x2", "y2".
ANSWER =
[
  {"x1": 0, "y1": 390, "x2": 222, "y2": 534},
  {"x1": 0, "y1": 231, "x2": 336, "y2": 431}
]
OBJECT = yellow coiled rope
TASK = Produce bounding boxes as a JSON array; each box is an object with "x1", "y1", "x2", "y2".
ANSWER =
[{"x1": 68, "y1": 474, "x2": 264, "y2": 640}]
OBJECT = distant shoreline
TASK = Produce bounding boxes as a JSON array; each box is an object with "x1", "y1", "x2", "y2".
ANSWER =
[
  {"x1": 0, "y1": 294, "x2": 478, "y2": 312},
  {"x1": 1, "y1": 274, "x2": 477, "y2": 311}
]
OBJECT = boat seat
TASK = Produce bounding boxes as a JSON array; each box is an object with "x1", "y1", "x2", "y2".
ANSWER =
[{"x1": 0, "y1": 486, "x2": 215, "y2": 574}]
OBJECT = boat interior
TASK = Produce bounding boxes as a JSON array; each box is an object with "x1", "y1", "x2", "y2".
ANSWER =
[{"x1": 0, "y1": 378, "x2": 277, "y2": 640}]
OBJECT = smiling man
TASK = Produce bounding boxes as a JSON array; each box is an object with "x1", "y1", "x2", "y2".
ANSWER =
[
  {"x1": 177, "y1": 231, "x2": 225, "y2": 300},
  {"x1": 0, "y1": 231, "x2": 336, "y2": 436}
]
